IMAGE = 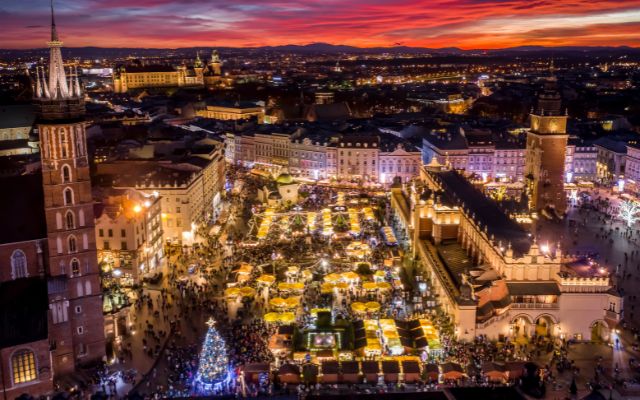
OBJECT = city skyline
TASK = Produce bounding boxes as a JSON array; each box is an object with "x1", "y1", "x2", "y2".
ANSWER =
[{"x1": 1, "y1": 0, "x2": 640, "y2": 49}]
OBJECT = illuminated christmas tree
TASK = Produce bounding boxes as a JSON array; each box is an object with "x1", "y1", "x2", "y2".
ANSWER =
[{"x1": 196, "y1": 318, "x2": 229, "y2": 388}]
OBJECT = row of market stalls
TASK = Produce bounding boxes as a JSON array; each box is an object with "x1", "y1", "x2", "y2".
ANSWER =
[
  {"x1": 353, "y1": 318, "x2": 442, "y2": 358},
  {"x1": 241, "y1": 360, "x2": 529, "y2": 385},
  {"x1": 252, "y1": 204, "x2": 381, "y2": 242}
]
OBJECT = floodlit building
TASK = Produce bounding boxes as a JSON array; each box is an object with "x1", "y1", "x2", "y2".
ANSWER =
[
  {"x1": 95, "y1": 141, "x2": 225, "y2": 244},
  {"x1": 390, "y1": 163, "x2": 623, "y2": 343},
  {"x1": 95, "y1": 188, "x2": 163, "y2": 284},
  {"x1": 195, "y1": 100, "x2": 264, "y2": 122},
  {"x1": 33, "y1": 5, "x2": 106, "y2": 376},
  {"x1": 0, "y1": 105, "x2": 40, "y2": 157},
  {"x1": 113, "y1": 51, "x2": 229, "y2": 93},
  {"x1": 525, "y1": 80, "x2": 569, "y2": 215}
]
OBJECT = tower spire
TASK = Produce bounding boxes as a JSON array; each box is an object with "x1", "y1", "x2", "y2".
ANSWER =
[
  {"x1": 45, "y1": 0, "x2": 71, "y2": 99},
  {"x1": 51, "y1": 0, "x2": 59, "y2": 42}
]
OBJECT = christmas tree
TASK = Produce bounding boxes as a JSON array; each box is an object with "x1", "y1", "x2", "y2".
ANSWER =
[{"x1": 196, "y1": 318, "x2": 229, "y2": 387}]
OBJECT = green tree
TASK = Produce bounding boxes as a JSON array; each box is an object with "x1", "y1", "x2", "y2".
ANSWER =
[{"x1": 196, "y1": 318, "x2": 229, "y2": 385}]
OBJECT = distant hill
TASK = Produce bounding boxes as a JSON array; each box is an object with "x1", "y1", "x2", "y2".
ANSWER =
[{"x1": 1, "y1": 43, "x2": 639, "y2": 60}]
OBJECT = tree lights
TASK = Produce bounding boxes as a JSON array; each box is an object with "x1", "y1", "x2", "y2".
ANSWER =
[
  {"x1": 619, "y1": 200, "x2": 640, "y2": 227},
  {"x1": 195, "y1": 318, "x2": 230, "y2": 392}
]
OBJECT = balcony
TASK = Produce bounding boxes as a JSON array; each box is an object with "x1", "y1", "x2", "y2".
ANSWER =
[
  {"x1": 605, "y1": 309, "x2": 621, "y2": 321},
  {"x1": 511, "y1": 302, "x2": 559, "y2": 310}
]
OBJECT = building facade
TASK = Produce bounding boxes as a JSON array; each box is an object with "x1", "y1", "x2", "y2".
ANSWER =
[
  {"x1": 33, "y1": 11, "x2": 106, "y2": 375},
  {"x1": 196, "y1": 101, "x2": 264, "y2": 122},
  {"x1": 96, "y1": 144, "x2": 225, "y2": 245},
  {"x1": 525, "y1": 84, "x2": 569, "y2": 215},
  {"x1": 422, "y1": 129, "x2": 527, "y2": 183},
  {"x1": 0, "y1": 105, "x2": 40, "y2": 157},
  {"x1": 95, "y1": 189, "x2": 163, "y2": 284},
  {"x1": 0, "y1": 175, "x2": 52, "y2": 399},
  {"x1": 226, "y1": 130, "x2": 421, "y2": 184},
  {"x1": 112, "y1": 51, "x2": 227, "y2": 93},
  {"x1": 390, "y1": 164, "x2": 622, "y2": 343}
]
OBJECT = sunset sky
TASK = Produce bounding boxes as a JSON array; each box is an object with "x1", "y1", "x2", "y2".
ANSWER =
[{"x1": 2, "y1": 0, "x2": 640, "y2": 49}]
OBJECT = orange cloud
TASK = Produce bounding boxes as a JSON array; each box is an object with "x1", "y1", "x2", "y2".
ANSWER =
[{"x1": 1, "y1": 0, "x2": 639, "y2": 48}]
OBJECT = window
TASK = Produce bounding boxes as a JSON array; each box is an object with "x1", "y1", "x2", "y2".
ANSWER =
[
  {"x1": 120, "y1": 229, "x2": 126, "y2": 237},
  {"x1": 60, "y1": 131, "x2": 67, "y2": 158},
  {"x1": 75, "y1": 306, "x2": 82, "y2": 314},
  {"x1": 121, "y1": 241, "x2": 128, "y2": 251},
  {"x1": 63, "y1": 188, "x2": 74, "y2": 205},
  {"x1": 61, "y1": 165, "x2": 71, "y2": 183},
  {"x1": 11, "y1": 349, "x2": 37, "y2": 384},
  {"x1": 65, "y1": 211, "x2": 75, "y2": 230},
  {"x1": 103, "y1": 241, "x2": 110, "y2": 250},
  {"x1": 176, "y1": 207, "x2": 181, "y2": 213},
  {"x1": 68, "y1": 236, "x2": 77, "y2": 253},
  {"x1": 77, "y1": 326, "x2": 84, "y2": 335},
  {"x1": 71, "y1": 258, "x2": 80, "y2": 276},
  {"x1": 11, "y1": 250, "x2": 28, "y2": 279},
  {"x1": 108, "y1": 229, "x2": 113, "y2": 237},
  {"x1": 50, "y1": 300, "x2": 68, "y2": 324},
  {"x1": 98, "y1": 229, "x2": 104, "y2": 237}
]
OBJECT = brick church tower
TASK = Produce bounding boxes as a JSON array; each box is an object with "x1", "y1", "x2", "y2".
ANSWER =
[
  {"x1": 525, "y1": 79, "x2": 569, "y2": 216},
  {"x1": 33, "y1": 2, "x2": 105, "y2": 373}
]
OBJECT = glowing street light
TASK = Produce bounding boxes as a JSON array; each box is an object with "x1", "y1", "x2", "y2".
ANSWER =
[{"x1": 540, "y1": 243, "x2": 550, "y2": 254}]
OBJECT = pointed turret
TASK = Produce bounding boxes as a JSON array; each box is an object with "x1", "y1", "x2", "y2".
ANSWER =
[
  {"x1": 73, "y1": 65, "x2": 82, "y2": 97},
  {"x1": 194, "y1": 51, "x2": 203, "y2": 68},
  {"x1": 34, "y1": 0, "x2": 85, "y2": 120},
  {"x1": 35, "y1": 66, "x2": 43, "y2": 98},
  {"x1": 40, "y1": 66, "x2": 50, "y2": 99},
  {"x1": 46, "y1": 0, "x2": 71, "y2": 100}
]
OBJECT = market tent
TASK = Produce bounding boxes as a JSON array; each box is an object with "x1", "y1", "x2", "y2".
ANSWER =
[
  {"x1": 402, "y1": 360, "x2": 421, "y2": 383},
  {"x1": 441, "y1": 362, "x2": 465, "y2": 381},
  {"x1": 424, "y1": 363, "x2": 439, "y2": 383},
  {"x1": 302, "y1": 363, "x2": 319, "y2": 384},
  {"x1": 242, "y1": 362, "x2": 270, "y2": 383},
  {"x1": 340, "y1": 361, "x2": 361, "y2": 384},
  {"x1": 278, "y1": 364, "x2": 301, "y2": 384},
  {"x1": 505, "y1": 361, "x2": 527, "y2": 381},
  {"x1": 361, "y1": 360, "x2": 380, "y2": 383},
  {"x1": 320, "y1": 361, "x2": 340, "y2": 383},
  {"x1": 381, "y1": 360, "x2": 400, "y2": 383}
]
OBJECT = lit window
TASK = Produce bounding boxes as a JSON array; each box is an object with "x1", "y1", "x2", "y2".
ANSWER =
[
  {"x1": 12, "y1": 349, "x2": 37, "y2": 384},
  {"x1": 11, "y1": 250, "x2": 28, "y2": 279},
  {"x1": 71, "y1": 259, "x2": 80, "y2": 276}
]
